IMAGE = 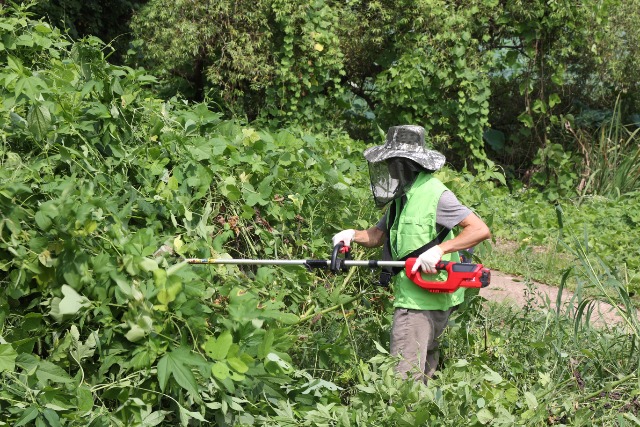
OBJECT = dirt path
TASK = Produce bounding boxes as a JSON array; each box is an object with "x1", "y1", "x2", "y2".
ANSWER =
[{"x1": 480, "y1": 271, "x2": 634, "y2": 328}]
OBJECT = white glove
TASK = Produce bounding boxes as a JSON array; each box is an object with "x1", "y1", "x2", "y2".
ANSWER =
[
  {"x1": 411, "y1": 245, "x2": 443, "y2": 274},
  {"x1": 332, "y1": 229, "x2": 355, "y2": 248}
]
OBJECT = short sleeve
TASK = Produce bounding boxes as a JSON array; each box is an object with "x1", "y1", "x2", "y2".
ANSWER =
[{"x1": 436, "y1": 190, "x2": 472, "y2": 229}]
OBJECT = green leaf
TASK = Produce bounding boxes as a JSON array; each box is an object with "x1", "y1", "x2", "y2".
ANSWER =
[
  {"x1": 14, "y1": 406, "x2": 39, "y2": 427},
  {"x1": 279, "y1": 152, "x2": 293, "y2": 166},
  {"x1": 125, "y1": 315, "x2": 153, "y2": 342},
  {"x1": 141, "y1": 411, "x2": 166, "y2": 426},
  {"x1": 49, "y1": 285, "x2": 91, "y2": 323},
  {"x1": 518, "y1": 112, "x2": 534, "y2": 128},
  {"x1": 35, "y1": 211, "x2": 52, "y2": 230},
  {"x1": 270, "y1": 312, "x2": 299, "y2": 325},
  {"x1": 16, "y1": 76, "x2": 47, "y2": 99},
  {"x1": 38, "y1": 200, "x2": 60, "y2": 218},
  {"x1": 532, "y1": 99, "x2": 547, "y2": 114},
  {"x1": 36, "y1": 360, "x2": 74, "y2": 384},
  {"x1": 301, "y1": 378, "x2": 342, "y2": 395},
  {"x1": 76, "y1": 386, "x2": 94, "y2": 412},
  {"x1": 555, "y1": 204, "x2": 564, "y2": 230},
  {"x1": 27, "y1": 104, "x2": 52, "y2": 141},
  {"x1": 623, "y1": 413, "x2": 640, "y2": 425},
  {"x1": 483, "y1": 366, "x2": 503, "y2": 385},
  {"x1": 374, "y1": 340, "x2": 389, "y2": 355},
  {"x1": 69, "y1": 325, "x2": 97, "y2": 362},
  {"x1": 7, "y1": 55, "x2": 23, "y2": 73},
  {"x1": 210, "y1": 137, "x2": 229, "y2": 156},
  {"x1": 42, "y1": 408, "x2": 61, "y2": 427},
  {"x1": 483, "y1": 128, "x2": 505, "y2": 152},
  {"x1": 524, "y1": 391, "x2": 538, "y2": 410},
  {"x1": 0, "y1": 344, "x2": 18, "y2": 373},
  {"x1": 38, "y1": 250, "x2": 54, "y2": 267},
  {"x1": 258, "y1": 175, "x2": 274, "y2": 200},
  {"x1": 227, "y1": 357, "x2": 248, "y2": 374},
  {"x1": 34, "y1": 23, "x2": 52, "y2": 34},
  {"x1": 179, "y1": 406, "x2": 207, "y2": 424},
  {"x1": 264, "y1": 352, "x2": 293, "y2": 374},
  {"x1": 16, "y1": 354, "x2": 39, "y2": 375},
  {"x1": 157, "y1": 348, "x2": 200, "y2": 397},
  {"x1": 505, "y1": 387, "x2": 519, "y2": 403},
  {"x1": 257, "y1": 329, "x2": 274, "y2": 359},
  {"x1": 211, "y1": 361, "x2": 230, "y2": 380},
  {"x1": 219, "y1": 176, "x2": 241, "y2": 201},
  {"x1": 477, "y1": 408, "x2": 494, "y2": 424},
  {"x1": 157, "y1": 281, "x2": 182, "y2": 305},
  {"x1": 139, "y1": 257, "x2": 158, "y2": 272},
  {"x1": 86, "y1": 102, "x2": 111, "y2": 118},
  {"x1": 453, "y1": 45, "x2": 466, "y2": 57},
  {"x1": 243, "y1": 190, "x2": 264, "y2": 207},
  {"x1": 125, "y1": 324, "x2": 147, "y2": 342},
  {"x1": 204, "y1": 330, "x2": 233, "y2": 360},
  {"x1": 185, "y1": 144, "x2": 211, "y2": 161}
]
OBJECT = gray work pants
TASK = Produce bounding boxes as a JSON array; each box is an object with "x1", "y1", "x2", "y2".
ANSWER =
[{"x1": 390, "y1": 307, "x2": 454, "y2": 383}]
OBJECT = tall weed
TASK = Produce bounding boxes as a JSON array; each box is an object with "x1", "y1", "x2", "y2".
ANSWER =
[
  {"x1": 554, "y1": 206, "x2": 640, "y2": 346},
  {"x1": 573, "y1": 96, "x2": 640, "y2": 199}
]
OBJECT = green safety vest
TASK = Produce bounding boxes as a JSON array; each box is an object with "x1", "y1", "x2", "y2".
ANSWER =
[{"x1": 388, "y1": 172, "x2": 465, "y2": 310}]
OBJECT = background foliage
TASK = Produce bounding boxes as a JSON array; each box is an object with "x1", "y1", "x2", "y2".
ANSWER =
[
  {"x1": 124, "y1": 0, "x2": 640, "y2": 176},
  {"x1": 28, "y1": 0, "x2": 640, "y2": 189},
  {"x1": 29, "y1": 0, "x2": 145, "y2": 64},
  {"x1": 2, "y1": 1, "x2": 640, "y2": 426}
]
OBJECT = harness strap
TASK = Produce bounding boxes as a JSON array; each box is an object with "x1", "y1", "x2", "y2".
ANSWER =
[
  {"x1": 378, "y1": 195, "x2": 450, "y2": 287},
  {"x1": 378, "y1": 227, "x2": 450, "y2": 286}
]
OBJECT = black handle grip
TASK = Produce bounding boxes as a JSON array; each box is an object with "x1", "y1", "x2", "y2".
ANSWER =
[
  {"x1": 331, "y1": 243, "x2": 351, "y2": 272},
  {"x1": 435, "y1": 260, "x2": 479, "y2": 273}
]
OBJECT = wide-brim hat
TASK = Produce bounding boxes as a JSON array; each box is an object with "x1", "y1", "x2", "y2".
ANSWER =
[{"x1": 363, "y1": 125, "x2": 445, "y2": 171}]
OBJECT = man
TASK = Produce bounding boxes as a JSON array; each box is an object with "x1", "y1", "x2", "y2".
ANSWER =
[{"x1": 332, "y1": 125, "x2": 490, "y2": 383}]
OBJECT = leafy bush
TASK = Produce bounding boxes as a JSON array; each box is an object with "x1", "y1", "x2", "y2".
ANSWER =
[
  {"x1": 125, "y1": 0, "x2": 506, "y2": 164},
  {"x1": 0, "y1": 6, "x2": 375, "y2": 425},
  {"x1": 2, "y1": 5, "x2": 639, "y2": 426},
  {"x1": 128, "y1": 0, "x2": 347, "y2": 126}
]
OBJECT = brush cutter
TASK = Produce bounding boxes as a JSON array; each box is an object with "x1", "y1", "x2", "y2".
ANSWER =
[{"x1": 185, "y1": 243, "x2": 490, "y2": 293}]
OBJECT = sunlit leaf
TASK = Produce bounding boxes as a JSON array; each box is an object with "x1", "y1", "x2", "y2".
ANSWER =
[
  {"x1": 476, "y1": 408, "x2": 494, "y2": 424},
  {"x1": 204, "y1": 330, "x2": 233, "y2": 360},
  {"x1": 0, "y1": 344, "x2": 18, "y2": 373},
  {"x1": 227, "y1": 357, "x2": 248, "y2": 374},
  {"x1": 211, "y1": 361, "x2": 230, "y2": 380},
  {"x1": 49, "y1": 285, "x2": 91, "y2": 323}
]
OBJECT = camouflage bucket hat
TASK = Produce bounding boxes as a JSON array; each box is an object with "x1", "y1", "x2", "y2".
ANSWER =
[{"x1": 363, "y1": 125, "x2": 445, "y2": 171}]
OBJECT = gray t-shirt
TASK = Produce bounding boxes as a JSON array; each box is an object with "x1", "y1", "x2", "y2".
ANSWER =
[{"x1": 375, "y1": 190, "x2": 471, "y2": 232}]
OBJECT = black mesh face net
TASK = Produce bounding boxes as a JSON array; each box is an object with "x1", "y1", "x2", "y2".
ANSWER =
[{"x1": 368, "y1": 158, "x2": 424, "y2": 208}]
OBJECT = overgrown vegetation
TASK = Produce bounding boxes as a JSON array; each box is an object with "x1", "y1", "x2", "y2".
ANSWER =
[
  {"x1": 475, "y1": 186, "x2": 640, "y2": 292},
  {"x1": 1, "y1": 3, "x2": 639, "y2": 426},
  {"x1": 27, "y1": 0, "x2": 640, "y2": 193},
  {"x1": 123, "y1": 0, "x2": 640, "y2": 174}
]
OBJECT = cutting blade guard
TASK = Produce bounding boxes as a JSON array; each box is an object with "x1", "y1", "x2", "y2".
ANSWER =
[{"x1": 405, "y1": 260, "x2": 491, "y2": 293}]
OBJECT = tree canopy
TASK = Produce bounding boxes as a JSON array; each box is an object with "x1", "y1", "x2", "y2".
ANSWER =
[{"x1": 25, "y1": 0, "x2": 640, "y2": 183}]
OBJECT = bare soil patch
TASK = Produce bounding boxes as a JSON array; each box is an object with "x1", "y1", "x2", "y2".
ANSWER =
[{"x1": 480, "y1": 270, "x2": 635, "y2": 328}]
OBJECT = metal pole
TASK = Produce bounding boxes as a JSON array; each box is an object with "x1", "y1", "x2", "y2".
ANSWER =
[{"x1": 184, "y1": 258, "x2": 406, "y2": 268}]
